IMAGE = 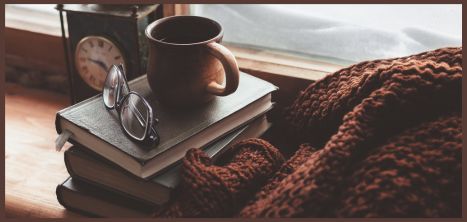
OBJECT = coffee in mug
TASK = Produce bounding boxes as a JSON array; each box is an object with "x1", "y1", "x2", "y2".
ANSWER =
[{"x1": 145, "y1": 16, "x2": 239, "y2": 107}]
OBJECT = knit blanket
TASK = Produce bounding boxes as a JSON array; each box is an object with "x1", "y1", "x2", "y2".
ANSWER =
[{"x1": 154, "y1": 47, "x2": 462, "y2": 217}]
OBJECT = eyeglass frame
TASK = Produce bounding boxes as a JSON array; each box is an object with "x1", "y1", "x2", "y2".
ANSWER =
[{"x1": 103, "y1": 64, "x2": 160, "y2": 145}]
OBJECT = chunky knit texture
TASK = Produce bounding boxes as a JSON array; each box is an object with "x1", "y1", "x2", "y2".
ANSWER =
[
  {"x1": 154, "y1": 47, "x2": 462, "y2": 218},
  {"x1": 155, "y1": 139, "x2": 285, "y2": 217}
]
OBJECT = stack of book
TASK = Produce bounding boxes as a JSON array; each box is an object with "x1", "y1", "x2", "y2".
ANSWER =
[{"x1": 54, "y1": 72, "x2": 277, "y2": 217}]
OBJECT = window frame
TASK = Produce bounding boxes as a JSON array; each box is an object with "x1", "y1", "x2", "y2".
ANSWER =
[
  {"x1": 6, "y1": 4, "x2": 343, "y2": 79},
  {"x1": 6, "y1": 4, "x2": 345, "y2": 106},
  {"x1": 162, "y1": 4, "x2": 343, "y2": 81}
]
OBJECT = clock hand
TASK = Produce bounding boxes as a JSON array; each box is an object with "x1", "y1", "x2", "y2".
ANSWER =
[{"x1": 87, "y1": 58, "x2": 109, "y2": 71}]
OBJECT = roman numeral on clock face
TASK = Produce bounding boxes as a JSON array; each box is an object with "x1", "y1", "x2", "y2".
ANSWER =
[
  {"x1": 75, "y1": 36, "x2": 126, "y2": 91},
  {"x1": 81, "y1": 66, "x2": 89, "y2": 73}
]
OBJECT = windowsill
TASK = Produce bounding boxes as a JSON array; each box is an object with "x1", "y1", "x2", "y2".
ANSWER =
[{"x1": 225, "y1": 43, "x2": 344, "y2": 81}]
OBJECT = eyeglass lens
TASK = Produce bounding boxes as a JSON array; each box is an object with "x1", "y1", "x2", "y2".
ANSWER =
[
  {"x1": 121, "y1": 93, "x2": 150, "y2": 140},
  {"x1": 103, "y1": 65, "x2": 120, "y2": 108}
]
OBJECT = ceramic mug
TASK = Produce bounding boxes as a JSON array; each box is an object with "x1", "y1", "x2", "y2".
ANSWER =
[{"x1": 145, "y1": 15, "x2": 239, "y2": 107}]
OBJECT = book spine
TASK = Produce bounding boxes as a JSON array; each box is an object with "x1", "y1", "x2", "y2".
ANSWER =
[
  {"x1": 64, "y1": 150, "x2": 79, "y2": 180},
  {"x1": 55, "y1": 112, "x2": 63, "y2": 135},
  {"x1": 55, "y1": 179, "x2": 68, "y2": 209},
  {"x1": 64, "y1": 149, "x2": 110, "y2": 196},
  {"x1": 55, "y1": 179, "x2": 100, "y2": 217},
  {"x1": 55, "y1": 113, "x2": 81, "y2": 147},
  {"x1": 64, "y1": 149, "x2": 163, "y2": 206}
]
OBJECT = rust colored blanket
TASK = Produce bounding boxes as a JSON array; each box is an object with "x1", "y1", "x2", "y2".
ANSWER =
[{"x1": 155, "y1": 47, "x2": 462, "y2": 217}]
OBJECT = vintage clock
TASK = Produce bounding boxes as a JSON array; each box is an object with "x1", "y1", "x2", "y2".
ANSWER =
[{"x1": 57, "y1": 4, "x2": 162, "y2": 103}]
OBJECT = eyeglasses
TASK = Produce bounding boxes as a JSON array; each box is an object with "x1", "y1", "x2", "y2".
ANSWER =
[{"x1": 103, "y1": 64, "x2": 160, "y2": 145}]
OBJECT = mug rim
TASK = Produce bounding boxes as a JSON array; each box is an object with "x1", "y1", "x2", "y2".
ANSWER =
[{"x1": 145, "y1": 15, "x2": 224, "y2": 46}]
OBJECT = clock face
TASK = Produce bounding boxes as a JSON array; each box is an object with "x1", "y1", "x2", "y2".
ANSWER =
[{"x1": 75, "y1": 36, "x2": 126, "y2": 91}]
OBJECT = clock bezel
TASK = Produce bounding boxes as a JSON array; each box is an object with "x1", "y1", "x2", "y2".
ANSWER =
[{"x1": 74, "y1": 35, "x2": 127, "y2": 91}]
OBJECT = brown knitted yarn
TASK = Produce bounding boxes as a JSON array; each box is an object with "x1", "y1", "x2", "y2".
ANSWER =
[
  {"x1": 285, "y1": 47, "x2": 462, "y2": 147},
  {"x1": 155, "y1": 138, "x2": 285, "y2": 217},
  {"x1": 335, "y1": 113, "x2": 462, "y2": 217},
  {"x1": 238, "y1": 143, "x2": 322, "y2": 216},
  {"x1": 238, "y1": 47, "x2": 462, "y2": 217}
]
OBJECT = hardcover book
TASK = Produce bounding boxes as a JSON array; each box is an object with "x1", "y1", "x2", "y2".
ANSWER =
[
  {"x1": 64, "y1": 115, "x2": 271, "y2": 205},
  {"x1": 56, "y1": 72, "x2": 277, "y2": 179},
  {"x1": 56, "y1": 177, "x2": 155, "y2": 217}
]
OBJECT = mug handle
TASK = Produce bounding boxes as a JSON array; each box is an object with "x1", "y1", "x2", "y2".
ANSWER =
[{"x1": 205, "y1": 42, "x2": 240, "y2": 96}]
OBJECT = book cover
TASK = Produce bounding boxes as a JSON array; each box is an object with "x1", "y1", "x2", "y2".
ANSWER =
[
  {"x1": 56, "y1": 72, "x2": 276, "y2": 179},
  {"x1": 56, "y1": 177, "x2": 156, "y2": 217}
]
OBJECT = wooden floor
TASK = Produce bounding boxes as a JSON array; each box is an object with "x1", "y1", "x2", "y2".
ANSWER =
[{"x1": 5, "y1": 83, "x2": 82, "y2": 218}]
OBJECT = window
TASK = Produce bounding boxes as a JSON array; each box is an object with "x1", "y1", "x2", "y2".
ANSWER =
[
  {"x1": 191, "y1": 4, "x2": 462, "y2": 65},
  {"x1": 5, "y1": 4, "x2": 62, "y2": 36},
  {"x1": 5, "y1": 4, "x2": 462, "y2": 81}
]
